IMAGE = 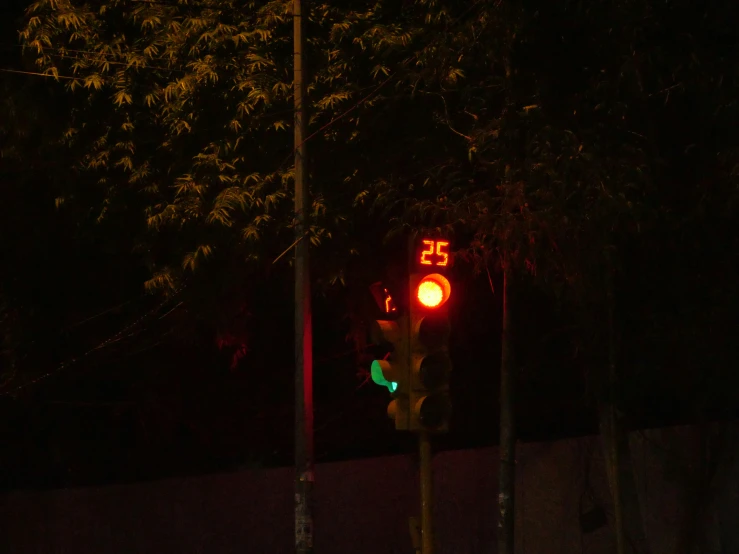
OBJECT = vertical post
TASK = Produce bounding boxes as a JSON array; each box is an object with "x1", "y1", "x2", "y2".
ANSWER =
[
  {"x1": 419, "y1": 431, "x2": 434, "y2": 554},
  {"x1": 498, "y1": 263, "x2": 515, "y2": 554},
  {"x1": 604, "y1": 270, "x2": 625, "y2": 554},
  {"x1": 293, "y1": 0, "x2": 314, "y2": 553},
  {"x1": 409, "y1": 517, "x2": 422, "y2": 554}
]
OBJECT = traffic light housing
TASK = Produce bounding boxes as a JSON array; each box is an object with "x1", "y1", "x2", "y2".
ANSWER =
[
  {"x1": 368, "y1": 237, "x2": 453, "y2": 433},
  {"x1": 370, "y1": 317, "x2": 411, "y2": 430},
  {"x1": 409, "y1": 239, "x2": 453, "y2": 432},
  {"x1": 408, "y1": 274, "x2": 452, "y2": 432}
]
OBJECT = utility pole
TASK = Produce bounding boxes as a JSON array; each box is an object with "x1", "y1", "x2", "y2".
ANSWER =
[
  {"x1": 498, "y1": 263, "x2": 515, "y2": 554},
  {"x1": 419, "y1": 431, "x2": 435, "y2": 554},
  {"x1": 293, "y1": 0, "x2": 314, "y2": 553}
]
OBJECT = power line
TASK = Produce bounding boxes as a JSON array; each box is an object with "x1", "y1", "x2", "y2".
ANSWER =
[
  {"x1": 64, "y1": 300, "x2": 134, "y2": 331},
  {"x1": 6, "y1": 43, "x2": 198, "y2": 74},
  {"x1": 0, "y1": 284, "x2": 187, "y2": 397},
  {"x1": 45, "y1": 50, "x2": 184, "y2": 74},
  {"x1": 0, "y1": 299, "x2": 138, "y2": 358},
  {"x1": 0, "y1": 68, "x2": 79, "y2": 80},
  {"x1": 1, "y1": 44, "x2": 186, "y2": 74}
]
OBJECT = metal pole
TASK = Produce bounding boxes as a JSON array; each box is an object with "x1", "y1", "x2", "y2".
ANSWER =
[
  {"x1": 419, "y1": 431, "x2": 434, "y2": 554},
  {"x1": 606, "y1": 271, "x2": 625, "y2": 554},
  {"x1": 293, "y1": 0, "x2": 314, "y2": 553},
  {"x1": 498, "y1": 264, "x2": 515, "y2": 554}
]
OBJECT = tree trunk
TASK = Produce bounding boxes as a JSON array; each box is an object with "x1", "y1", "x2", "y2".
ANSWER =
[
  {"x1": 715, "y1": 424, "x2": 739, "y2": 553},
  {"x1": 670, "y1": 422, "x2": 738, "y2": 554},
  {"x1": 498, "y1": 262, "x2": 515, "y2": 554}
]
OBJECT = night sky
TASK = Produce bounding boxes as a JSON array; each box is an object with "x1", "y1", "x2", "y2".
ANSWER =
[{"x1": 0, "y1": 0, "x2": 737, "y2": 493}]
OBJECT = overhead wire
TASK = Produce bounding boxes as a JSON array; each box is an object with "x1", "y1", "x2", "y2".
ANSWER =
[
  {"x1": 0, "y1": 68, "x2": 79, "y2": 80},
  {"x1": 0, "y1": 284, "x2": 188, "y2": 397},
  {"x1": 0, "y1": 298, "x2": 137, "y2": 361}
]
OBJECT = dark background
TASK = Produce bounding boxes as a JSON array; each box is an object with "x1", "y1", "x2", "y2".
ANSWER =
[{"x1": 0, "y1": 0, "x2": 737, "y2": 493}]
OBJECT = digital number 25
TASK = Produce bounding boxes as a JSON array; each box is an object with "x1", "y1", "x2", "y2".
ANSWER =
[{"x1": 420, "y1": 240, "x2": 449, "y2": 266}]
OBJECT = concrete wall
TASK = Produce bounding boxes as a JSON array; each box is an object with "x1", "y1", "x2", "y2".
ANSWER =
[{"x1": 1, "y1": 424, "x2": 737, "y2": 554}]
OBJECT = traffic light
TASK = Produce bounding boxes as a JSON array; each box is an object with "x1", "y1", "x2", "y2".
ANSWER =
[
  {"x1": 369, "y1": 280, "x2": 411, "y2": 430},
  {"x1": 408, "y1": 239, "x2": 453, "y2": 432},
  {"x1": 370, "y1": 317, "x2": 411, "y2": 430},
  {"x1": 368, "y1": 238, "x2": 453, "y2": 432}
]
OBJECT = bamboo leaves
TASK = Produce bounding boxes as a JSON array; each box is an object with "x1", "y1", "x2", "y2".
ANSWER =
[{"x1": 21, "y1": 0, "x2": 729, "y2": 300}]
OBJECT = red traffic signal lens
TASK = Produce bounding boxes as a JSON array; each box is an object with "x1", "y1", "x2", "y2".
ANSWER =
[
  {"x1": 418, "y1": 280, "x2": 443, "y2": 308},
  {"x1": 416, "y1": 274, "x2": 451, "y2": 309}
]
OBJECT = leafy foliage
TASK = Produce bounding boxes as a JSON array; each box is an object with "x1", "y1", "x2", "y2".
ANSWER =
[
  {"x1": 18, "y1": 0, "x2": 439, "y2": 289},
  {"x1": 13, "y1": 0, "x2": 739, "y2": 407}
]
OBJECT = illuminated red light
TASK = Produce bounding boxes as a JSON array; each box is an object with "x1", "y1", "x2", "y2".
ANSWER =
[
  {"x1": 416, "y1": 274, "x2": 451, "y2": 309},
  {"x1": 418, "y1": 280, "x2": 444, "y2": 308}
]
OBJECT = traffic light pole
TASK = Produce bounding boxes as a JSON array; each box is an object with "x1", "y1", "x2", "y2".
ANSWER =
[
  {"x1": 419, "y1": 431, "x2": 434, "y2": 554},
  {"x1": 293, "y1": 0, "x2": 314, "y2": 553}
]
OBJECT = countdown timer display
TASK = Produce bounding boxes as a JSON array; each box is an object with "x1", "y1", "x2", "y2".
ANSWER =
[{"x1": 418, "y1": 239, "x2": 450, "y2": 267}]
